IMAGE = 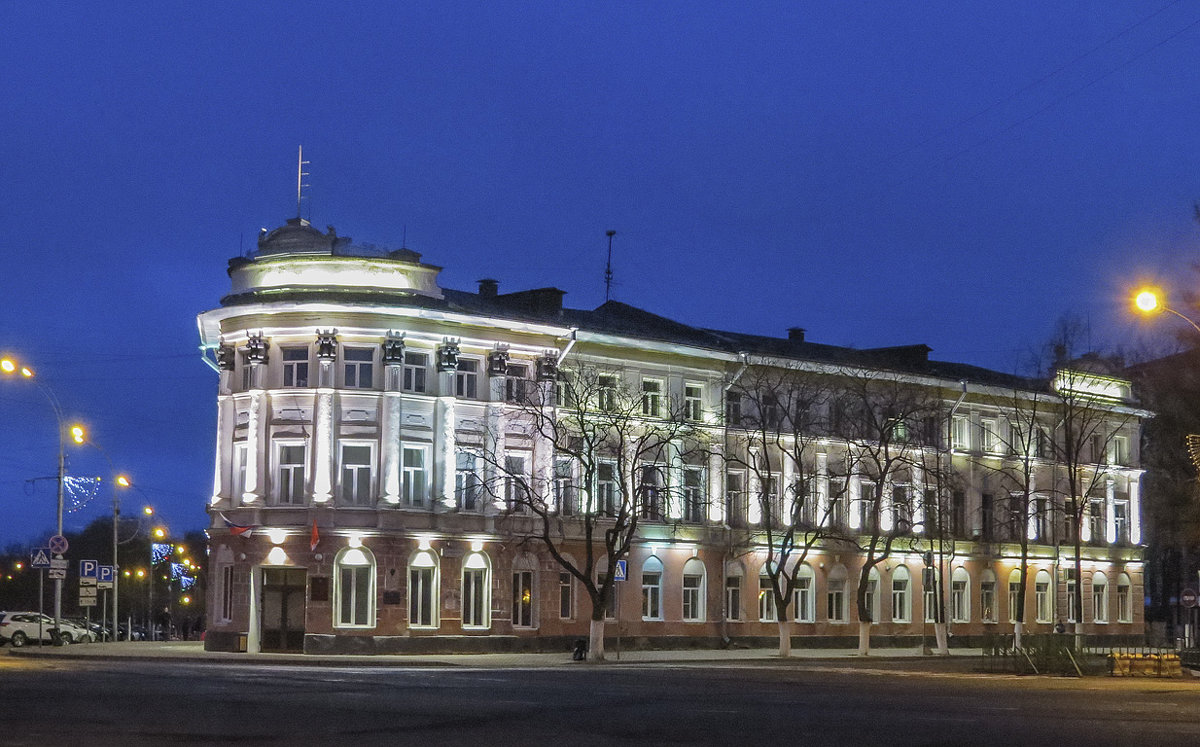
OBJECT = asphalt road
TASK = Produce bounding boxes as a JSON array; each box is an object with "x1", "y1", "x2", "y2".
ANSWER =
[{"x1": 1, "y1": 656, "x2": 1198, "y2": 746}]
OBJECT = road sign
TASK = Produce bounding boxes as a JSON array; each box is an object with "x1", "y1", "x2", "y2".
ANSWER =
[
  {"x1": 30, "y1": 548, "x2": 52, "y2": 569},
  {"x1": 48, "y1": 568, "x2": 66, "y2": 580},
  {"x1": 79, "y1": 559, "x2": 99, "y2": 580},
  {"x1": 48, "y1": 535, "x2": 68, "y2": 554},
  {"x1": 1182, "y1": 589, "x2": 1198, "y2": 608},
  {"x1": 49, "y1": 558, "x2": 68, "y2": 571},
  {"x1": 614, "y1": 559, "x2": 628, "y2": 582},
  {"x1": 98, "y1": 565, "x2": 115, "y2": 589},
  {"x1": 79, "y1": 586, "x2": 97, "y2": 606}
]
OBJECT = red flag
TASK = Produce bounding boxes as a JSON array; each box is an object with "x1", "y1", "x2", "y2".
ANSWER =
[
  {"x1": 219, "y1": 513, "x2": 255, "y2": 538},
  {"x1": 310, "y1": 519, "x2": 319, "y2": 552}
]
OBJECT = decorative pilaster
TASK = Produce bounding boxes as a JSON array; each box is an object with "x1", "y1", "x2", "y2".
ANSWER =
[
  {"x1": 707, "y1": 444, "x2": 724, "y2": 524},
  {"x1": 311, "y1": 330, "x2": 337, "y2": 504},
  {"x1": 911, "y1": 464, "x2": 924, "y2": 535},
  {"x1": 1130, "y1": 476, "x2": 1142, "y2": 544},
  {"x1": 241, "y1": 334, "x2": 268, "y2": 504},
  {"x1": 1105, "y1": 478, "x2": 1116, "y2": 544},
  {"x1": 746, "y1": 446, "x2": 762, "y2": 525},
  {"x1": 435, "y1": 339, "x2": 459, "y2": 509},
  {"x1": 212, "y1": 342, "x2": 236, "y2": 506},
  {"x1": 666, "y1": 439, "x2": 684, "y2": 521},
  {"x1": 816, "y1": 452, "x2": 829, "y2": 527},
  {"x1": 380, "y1": 332, "x2": 405, "y2": 504}
]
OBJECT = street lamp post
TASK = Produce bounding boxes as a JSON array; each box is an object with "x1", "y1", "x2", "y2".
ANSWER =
[
  {"x1": 1, "y1": 357, "x2": 84, "y2": 642},
  {"x1": 111, "y1": 475, "x2": 129, "y2": 642},
  {"x1": 1134, "y1": 288, "x2": 1200, "y2": 335}
]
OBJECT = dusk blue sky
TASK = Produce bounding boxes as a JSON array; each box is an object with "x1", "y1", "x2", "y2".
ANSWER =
[{"x1": 2, "y1": 2, "x2": 1198, "y2": 547}]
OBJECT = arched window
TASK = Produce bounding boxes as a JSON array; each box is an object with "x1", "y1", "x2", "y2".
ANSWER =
[
  {"x1": 979, "y1": 569, "x2": 997, "y2": 623},
  {"x1": 864, "y1": 567, "x2": 881, "y2": 624},
  {"x1": 462, "y1": 552, "x2": 491, "y2": 629},
  {"x1": 1034, "y1": 569, "x2": 1052, "y2": 623},
  {"x1": 408, "y1": 549, "x2": 440, "y2": 628},
  {"x1": 1117, "y1": 572, "x2": 1133, "y2": 623},
  {"x1": 826, "y1": 564, "x2": 848, "y2": 623},
  {"x1": 891, "y1": 566, "x2": 911, "y2": 623},
  {"x1": 642, "y1": 556, "x2": 663, "y2": 621},
  {"x1": 682, "y1": 558, "x2": 706, "y2": 622},
  {"x1": 725, "y1": 561, "x2": 744, "y2": 621},
  {"x1": 512, "y1": 554, "x2": 537, "y2": 629},
  {"x1": 794, "y1": 563, "x2": 816, "y2": 623},
  {"x1": 1008, "y1": 569, "x2": 1023, "y2": 623},
  {"x1": 759, "y1": 562, "x2": 778, "y2": 622},
  {"x1": 334, "y1": 546, "x2": 375, "y2": 628},
  {"x1": 1092, "y1": 571, "x2": 1109, "y2": 624},
  {"x1": 951, "y1": 567, "x2": 970, "y2": 623},
  {"x1": 923, "y1": 568, "x2": 941, "y2": 623}
]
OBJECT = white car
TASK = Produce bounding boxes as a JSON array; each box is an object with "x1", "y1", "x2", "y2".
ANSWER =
[{"x1": 0, "y1": 611, "x2": 92, "y2": 646}]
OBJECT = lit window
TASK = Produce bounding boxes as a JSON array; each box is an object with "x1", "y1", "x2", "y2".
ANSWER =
[
  {"x1": 343, "y1": 348, "x2": 374, "y2": 389},
  {"x1": 282, "y1": 347, "x2": 309, "y2": 388},
  {"x1": 335, "y1": 547, "x2": 375, "y2": 628},
  {"x1": 512, "y1": 569, "x2": 534, "y2": 627},
  {"x1": 980, "y1": 570, "x2": 997, "y2": 623}
]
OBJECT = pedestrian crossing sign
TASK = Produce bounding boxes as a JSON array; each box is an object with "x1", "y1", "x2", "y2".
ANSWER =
[
  {"x1": 614, "y1": 559, "x2": 627, "y2": 581},
  {"x1": 30, "y1": 548, "x2": 51, "y2": 569}
]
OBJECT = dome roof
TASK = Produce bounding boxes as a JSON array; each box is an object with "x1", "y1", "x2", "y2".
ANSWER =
[{"x1": 256, "y1": 218, "x2": 348, "y2": 256}]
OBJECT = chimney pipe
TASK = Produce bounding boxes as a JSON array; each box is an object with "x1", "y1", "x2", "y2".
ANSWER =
[{"x1": 787, "y1": 327, "x2": 806, "y2": 342}]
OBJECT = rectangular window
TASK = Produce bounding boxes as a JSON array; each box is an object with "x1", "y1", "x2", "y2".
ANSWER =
[
  {"x1": 504, "y1": 455, "x2": 529, "y2": 511},
  {"x1": 924, "y1": 585, "x2": 937, "y2": 624},
  {"x1": 505, "y1": 363, "x2": 529, "y2": 403},
  {"x1": 981, "y1": 493, "x2": 994, "y2": 542},
  {"x1": 1114, "y1": 501, "x2": 1129, "y2": 544},
  {"x1": 951, "y1": 414, "x2": 970, "y2": 450},
  {"x1": 409, "y1": 567, "x2": 435, "y2": 627},
  {"x1": 343, "y1": 348, "x2": 374, "y2": 389},
  {"x1": 827, "y1": 580, "x2": 846, "y2": 622},
  {"x1": 726, "y1": 392, "x2": 742, "y2": 425},
  {"x1": 455, "y1": 358, "x2": 478, "y2": 399},
  {"x1": 339, "y1": 444, "x2": 373, "y2": 505},
  {"x1": 597, "y1": 461, "x2": 618, "y2": 515},
  {"x1": 220, "y1": 565, "x2": 234, "y2": 622},
  {"x1": 554, "y1": 458, "x2": 575, "y2": 515},
  {"x1": 981, "y1": 581, "x2": 997, "y2": 623},
  {"x1": 240, "y1": 356, "x2": 252, "y2": 390},
  {"x1": 1035, "y1": 581, "x2": 1051, "y2": 623},
  {"x1": 463, "y1": 568, "x2": 489, "y2": 628},
  {"x1": 759, "y1": 576, "x2": 777, "y2": 622},
  {"x1": 1009, "y1": 582, "x2": 1021, "y2": 623},
  {"x1": 1093, "y1": 583, "x2": 1108, "y2": 624},
  {"x1": 683, "y1": 467, "x2": 704, "y2": 523},
  {"x1": 685, "y1": 384, "x2": 703, "y2": 421},
  {"x1": 339, "y1": 565, "x2": 372, "y2": 626},
  {"x1": 454, "y1": 451, "x2": 481, "y2": 511},
  {"x1": 642, "y1": 572, "x2": 662, "y2": 620},
  {"x1": 597, "y1": 375, "x2": 617, "y2": 412},
  {"x1": 559, "y1": 572, "x2": 573, "y2": 620},
  {"x1": 951, "y1": 491, "x2": 966, "y2": 537},
  {"x1": 1088, "y1": 499, "x2": 1105, "y2": 542},
  {"x1": 980, "y1": 418, "x2": 999, "y2": 453},
  {"x1": 726, "y1": 575, "x2": 742, "y2": 621},
  {"x1": 726, "y1": 472, "x2": 745, "y2": 527},
  {"x1": 640, "y1": 465, "x2": 663, "y2": 520},
  {"x1": 282, "y1": 347, "x2": 309, "y2": 388},
  {"x1": 277, "y1": 444, "x2": 306, "y2": 504},
  {"x1": 402, "y1": 351, "x2": 428, "y2": 393},
  {"x1": 641, "y1": 379, "x2": 662, "y2": 417},
  {"x1": 1034, "y1": 497, "x2": 1050, "y2": 541},
  {"x1": 1117, "y1": 582, "x2": 1132, "y2": 623},
  {"x1": 683, "y1": 574, "x2": 703, "y2": 622},
  {"x1": 232, "y1": 443, "x2": 248, "y2": 501},
  {"x1": 1067, "y1": 576, "x2": 1077, "y2": 623},
  {"x1": 1109, "y1": 435, "x2": 1129, "y2": 466},
  {"x1": 891, "y1": 579, "x2": 909, "y2": 623},
  {"x1": 402, "y1": 446, "x2": 427, "y2": 506},
  {"x1": 794, "y1": 577, "x2": 813, "y2": 623},
  {"x1": 865, "y1": 579, "x2": 878, "y2": 623},
  {"x1": 952, "y1": 580, "x2": 968, "y2": 623}
]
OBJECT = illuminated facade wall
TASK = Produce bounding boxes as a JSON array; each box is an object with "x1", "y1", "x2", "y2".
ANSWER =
[{"x1": 199, "y1": 218, "x2": 1148, "y2": 653}]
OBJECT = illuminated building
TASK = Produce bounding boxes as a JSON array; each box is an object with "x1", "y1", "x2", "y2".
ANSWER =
[{"x1": 199, "y1": 217, "x2": 1147, "y2": 653}]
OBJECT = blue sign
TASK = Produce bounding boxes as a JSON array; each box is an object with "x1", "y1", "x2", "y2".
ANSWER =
[
  {"x1": 79, "y1": 559, "x2": 99, "y2": 579},
  {"x1": 30, "y1": 548, "x2": 52, "y2": 569},
  {"x1": 614, "y1": 559, "x2": 628, "y2": 582},
  {"x1": 98, "y1": 565, "x2": 115, "y2": 584}
]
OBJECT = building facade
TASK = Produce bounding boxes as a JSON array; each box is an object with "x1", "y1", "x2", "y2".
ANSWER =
[{"x1": 200, "y1": 217, "x2": 1148, "y2": 653}]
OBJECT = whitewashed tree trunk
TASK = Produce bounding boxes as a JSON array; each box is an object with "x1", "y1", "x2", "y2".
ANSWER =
[
  {"x1": 776, "y1": 619, "x2": 792, "y2": 657},
  {"x1": 588, "y1": 617, "x2": 606, "y2": 662},
  {"x1": 934, "y1": 622, "x2": 948, "y2": 655},
  {"x1": 1013, "y1": 620, "x2": 1024, "y2": 649},
  {"x1": 858, "y1": 621, "x2": 871, "y2": 655}
]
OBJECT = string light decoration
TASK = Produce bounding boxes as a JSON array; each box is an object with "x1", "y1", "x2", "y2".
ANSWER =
[
  {"x1": 63, "y1": 475, "x2": 101, "y2": 513},
  {"x1": 151, "y1": 542, "x2": 173, "y2": 565},
  {"x1": 1187, "y1": 435, "x2": 1200, "y2": 479}
]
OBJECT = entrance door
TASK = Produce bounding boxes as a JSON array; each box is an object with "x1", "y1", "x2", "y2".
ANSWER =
[{"x1": 260, "y1": 567, "x2": 307, "y2": 652}]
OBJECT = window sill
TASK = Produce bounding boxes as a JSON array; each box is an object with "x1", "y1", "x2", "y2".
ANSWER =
[{"x1": 334, "y1": 623, "x2": 377, "y2": 630}]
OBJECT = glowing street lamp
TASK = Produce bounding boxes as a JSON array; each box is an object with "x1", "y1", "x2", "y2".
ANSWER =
[{"x1": 1132, "y1": 287, "x2": 1200, "y2": 335}]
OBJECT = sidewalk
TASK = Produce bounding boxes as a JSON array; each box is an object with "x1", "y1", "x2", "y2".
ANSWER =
[{"x1": 4, "y1": 640, "x2": 987, "y2": 669}]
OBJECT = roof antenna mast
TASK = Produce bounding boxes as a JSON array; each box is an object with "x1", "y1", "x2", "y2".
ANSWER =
[
  {"x1": 604, "y1": 230, "x2": 616, "y2": 302},
  {"x1": 296, "y1": 145, "x2": 310, "y2": 220}
]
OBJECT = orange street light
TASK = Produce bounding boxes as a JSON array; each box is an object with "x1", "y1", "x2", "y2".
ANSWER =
[{"x1": 1133, "y1": 287, "x2": 1200, "y2": 335}]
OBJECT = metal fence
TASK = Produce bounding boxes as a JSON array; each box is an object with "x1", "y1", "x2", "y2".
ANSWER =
[{"x1": 980, "y1": 635, "x2": 1183, "y2": 677}]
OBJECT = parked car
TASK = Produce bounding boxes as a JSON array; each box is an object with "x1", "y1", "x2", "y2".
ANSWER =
[{"x1": 0, "y1": 612, "x2": 97, "y2": 645}]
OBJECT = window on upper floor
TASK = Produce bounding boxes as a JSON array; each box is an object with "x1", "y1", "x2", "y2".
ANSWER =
[
  {"x1": 596, "y1": 375, "x2": 618, "y2": 412},
  {"x1": 402, "y1": 446, "x2": 427, "y2": 507},
  {"x1": 455, "y1": 358, "x2": 478, "y2": 399},
  {"x1": 454, "y1": 451, "x2": 481, "y2": 511},
  {"x1": 505, "y1": 363, "x2": 530, "y2": 403},
  {"x1": 402, "y1": 351, "x2": 428, "y2": 393},
  {"x1": 726, "y1": 391, "x2": 743, "y2": 426},
  {"x1": 685, "y1": 384, "x2": 703, "y2": 421},
  {"x1": 951, "y1": 415, "x2": 970, "y2": 450},
  {"x1": 1109, "y1": 435, "x2": 1129, "y2": 466},
  {"x1": 641, "y1": 379, "x2": 662, "y2": 417},
  {"x1": 276, "y1": 444, "x2": 306, "y2": 505},
  {"x1": 683, "y1": 467, "x2": 705, "y2": 523},
  {"x1": 343, "y1": 348, "x2": 374, "y2": 389},
  {"x1": 980, "y1": 418, "x2": 999, "y2": 453},
  {"x1": 339, "y1": 443, "x2": 373, "y2": 505},
  {"x1": 282, "y1": 347, "x2": 309, "y2": 388}
]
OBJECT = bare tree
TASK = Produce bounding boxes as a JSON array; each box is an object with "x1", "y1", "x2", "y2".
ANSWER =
[
  {"x1": 478, "y1": 362, "x2": 698, "y2": 661},
  {"x1": 835, "y1": 369, "x2": 942, "y2": 655},
  {"x1": 724, "y1": 365, "x2": 850, "y2": 656}
]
